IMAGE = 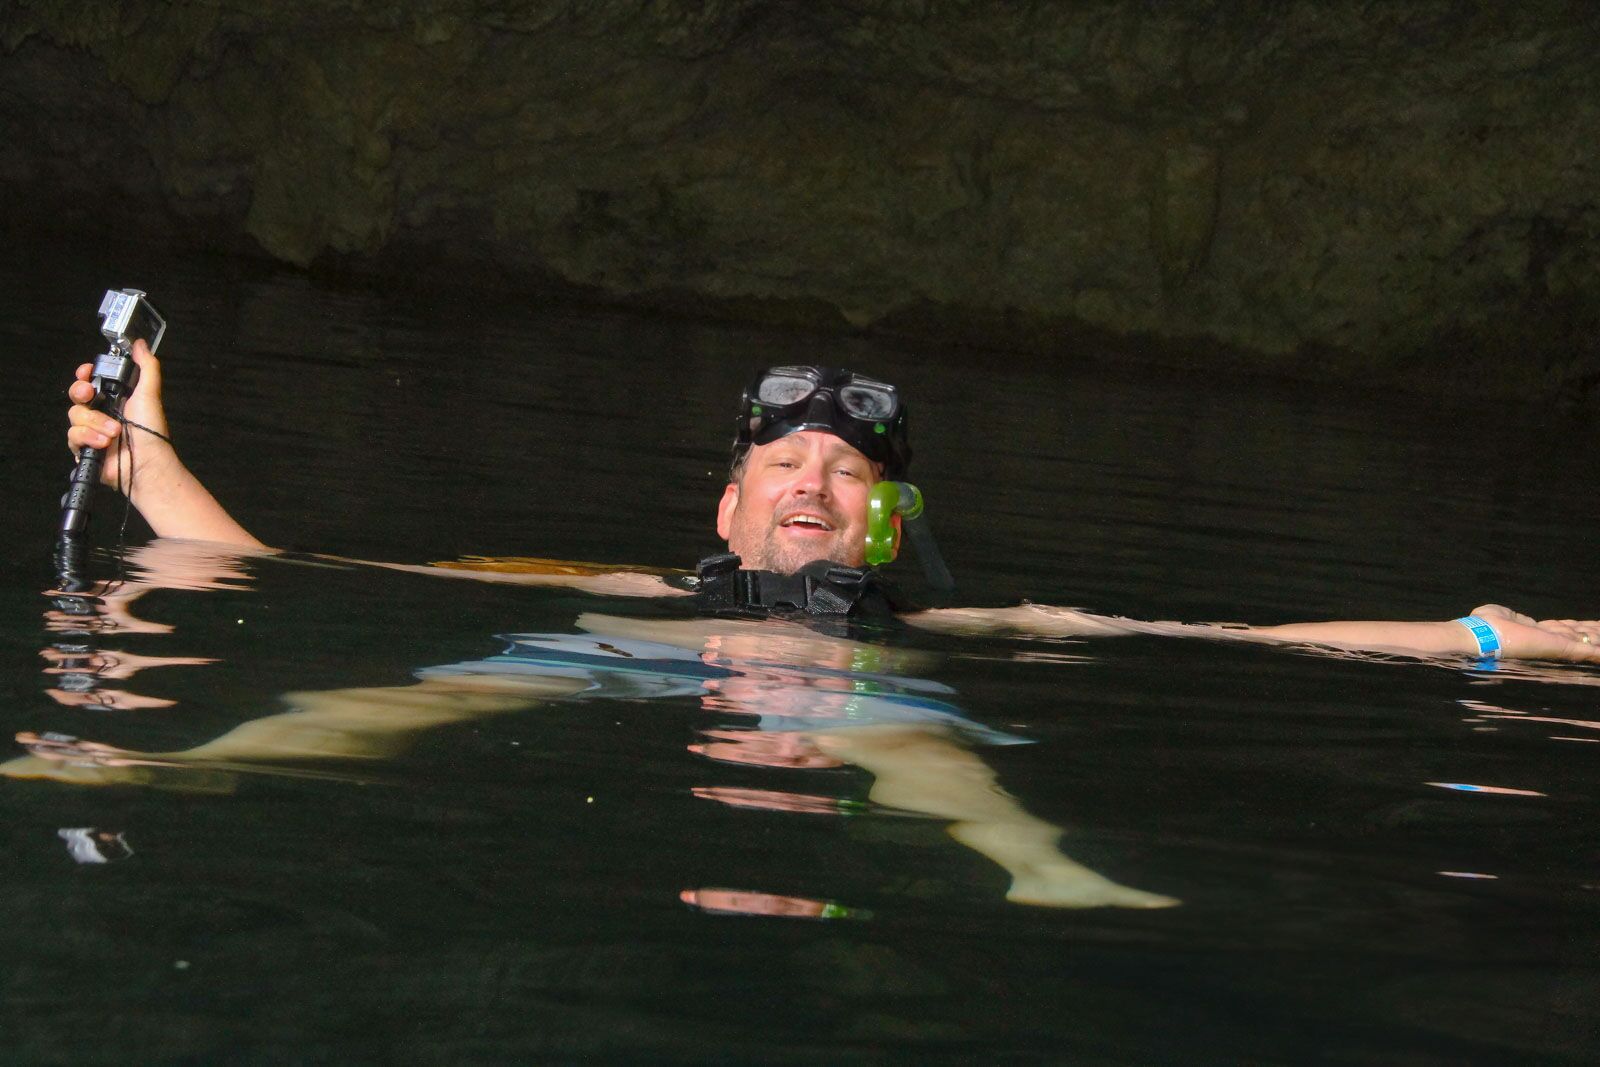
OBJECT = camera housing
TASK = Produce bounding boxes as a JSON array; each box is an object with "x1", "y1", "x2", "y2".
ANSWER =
[
  {"x1": 97, "y1": 289, "x2": 166, "y2": 354},
  {"x1": 91, "y1": 289, "x2": 165, "y2": 398}
]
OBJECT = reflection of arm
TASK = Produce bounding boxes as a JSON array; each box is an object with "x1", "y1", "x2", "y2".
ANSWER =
[{"x1": 903, "y1": 603, "x2": 1600, "y2": 663}]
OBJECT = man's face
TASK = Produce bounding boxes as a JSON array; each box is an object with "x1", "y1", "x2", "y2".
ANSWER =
[{"x1": 716, "y1": 430, "x2": 883, "y2": 573}]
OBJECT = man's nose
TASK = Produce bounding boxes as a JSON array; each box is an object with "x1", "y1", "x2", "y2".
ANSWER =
[{"x1": 789, "y1": 458, "x2": 829, "y2": 495}]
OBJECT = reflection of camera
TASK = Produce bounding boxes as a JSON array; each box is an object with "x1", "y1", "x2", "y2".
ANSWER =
[
  {"x1": 59, "y1": 827, "x2": 134, "y2": 864},
  {"x1": 92, "y1": 289, "x2": 165, "y2": 398}
]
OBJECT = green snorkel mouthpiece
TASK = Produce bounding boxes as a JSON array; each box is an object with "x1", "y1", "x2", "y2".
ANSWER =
[
  {"x1": 865, "y1": 481, "x2": 920, "y2": 566},
  {"x1": 866, "y1": 481, "x2": 955, "y2": 592},
  {"x1": 864, "y1": 481, "x2": 911, "y2": 566}
]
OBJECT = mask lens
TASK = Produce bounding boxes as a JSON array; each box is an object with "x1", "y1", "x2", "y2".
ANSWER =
[
  {"x1": 755, "y1": 368, "x2": 819, "y2": 407},
  {"x1": 838, "y1": 383, "x2": 897, "y2": 421}
]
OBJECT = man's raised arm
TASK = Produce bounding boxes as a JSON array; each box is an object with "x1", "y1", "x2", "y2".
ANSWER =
[
  {"x1": 65, "y1": 346, "x2": 684, "y2": 598},
  {"x1": 65, "y1": 339, "x2": 266, "y2": 548}
]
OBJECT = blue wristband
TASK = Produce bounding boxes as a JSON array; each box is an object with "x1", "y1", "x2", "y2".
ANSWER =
[{"x1": 1455, "y1": 615, "x2": 1502, "y2": 660}]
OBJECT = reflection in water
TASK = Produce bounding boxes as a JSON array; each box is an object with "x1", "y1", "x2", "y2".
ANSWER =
[
  {"x1": 690, "y1": 785, "x2": 866, "y2": 816},
  {"x1": 33, "y1": 539, "x2": 251, "y2": 711},
  {"x1": 679, "y1": 888, "x2": 865, "y2": 921},
  {"x1": 41, "y1": 646, "x2": 216, "y2": 684},
  {"x1": 690, "y1": 728, "x2": 847, "y2": 769},
  {"x1": 1424, "y1": 782, "x2": 1548, "y2": 797},
  {"x1": 42, "y1": 686, "x2": 176, "y2": 711},
  {"x1": 7, "y1": 542, "x2": 1177, "y2": 910},
  {"x1": 9, "y1": 730, "x2": 383, "y2": 791},
  {"x1": 1482, "y1": 713, "x2": 1600, "y2": 732},
  {"x1": 57, "y1": 827, "x2": 132, "y2": 865}
]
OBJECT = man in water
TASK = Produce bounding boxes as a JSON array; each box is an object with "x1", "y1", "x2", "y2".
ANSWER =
[
  {"x1": 59, "y1": 342, "x2": 1600, "y2": 661},
  {"x1": 26, "y1": 343, "x2": 1600, "y2": 912}
]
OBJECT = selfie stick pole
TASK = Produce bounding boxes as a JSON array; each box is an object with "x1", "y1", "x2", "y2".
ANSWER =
[{"x1": 53, "y1": 290, "x2": 165, "y2": 593}]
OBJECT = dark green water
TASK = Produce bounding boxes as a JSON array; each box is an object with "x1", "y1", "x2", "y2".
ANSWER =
[{"x1": 1, "y1": 249, "x2": 1597, "y2": 1063}]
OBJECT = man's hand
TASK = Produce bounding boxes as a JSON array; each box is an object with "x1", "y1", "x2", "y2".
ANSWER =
[
  {"x1": 1472, "y1": 604, "x2": 1600, "y2": 663},
  {"x1": 66, "y1": 338, "x2": 176, "y2": 489},
  {"x1": 63, "y1": 341, "x2": 265, "y2": 547}
]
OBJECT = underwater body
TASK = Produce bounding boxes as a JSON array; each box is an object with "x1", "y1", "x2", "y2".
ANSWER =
[{"x1": 1, "y1": 253, "x2": 1598, "y2": 1061}]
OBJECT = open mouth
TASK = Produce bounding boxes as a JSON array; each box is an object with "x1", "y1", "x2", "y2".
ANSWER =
[{"x1": 778, "y1": 513, "x2": 835, "y2": 533}]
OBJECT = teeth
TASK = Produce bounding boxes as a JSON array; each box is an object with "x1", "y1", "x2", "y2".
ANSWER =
[{"x1": 782, "y1": 515, "x2": 832, "y2": 530}]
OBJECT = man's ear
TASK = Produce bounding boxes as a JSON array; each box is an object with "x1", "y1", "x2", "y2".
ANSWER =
[
  {"x1": 891, "y1": 513, "x2": 903, "y2": 554},
  {"x1": 716, "y1": 482, "x2": 740, "y2": 541}
]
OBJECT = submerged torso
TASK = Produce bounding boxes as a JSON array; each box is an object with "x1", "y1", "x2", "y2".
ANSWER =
[{"x1": 418, "y1": 612, "x2": 1023, "y2": 746}]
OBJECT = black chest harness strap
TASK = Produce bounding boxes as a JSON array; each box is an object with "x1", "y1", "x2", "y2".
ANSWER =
[{"x1": 687, "y1": 553, "x2": 901, "y2": 619}]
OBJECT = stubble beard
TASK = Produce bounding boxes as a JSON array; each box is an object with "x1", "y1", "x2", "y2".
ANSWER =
[
  {"x1": 744, "y1": 530, "x2": 837, "y2": 574},
  {"x1": 733, "y1": 515, "x2": 851, "y2": 575}
]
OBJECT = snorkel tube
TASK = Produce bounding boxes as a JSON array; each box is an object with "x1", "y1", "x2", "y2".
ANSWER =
[{"x1": 865, "y1": 481, "x2": 955, "y2": 592}]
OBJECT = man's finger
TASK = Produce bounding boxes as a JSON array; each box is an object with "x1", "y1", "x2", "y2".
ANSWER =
[
  {"x1": 130, "y1": 338, "x2": 161, "y2": 382},
  {"x1": 69, "y1": 405, "x2": 119, "y2": 434},
  {"x1": 68, "y1": 407, "x2": 120, "y2": 448},
  {"x1": 68, "y1": 426, "x2": 115, "y2": 451}
]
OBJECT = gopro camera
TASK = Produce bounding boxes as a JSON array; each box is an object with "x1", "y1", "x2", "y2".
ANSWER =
[
  {"x1": 97, "y1": 289, "x2": 165, "y2": 354},
  {"x1": 92, "y1": 289, "x2": 165, "y2": 399}
]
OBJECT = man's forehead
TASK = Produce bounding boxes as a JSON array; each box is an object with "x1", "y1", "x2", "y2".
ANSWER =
[{"x1": 758, "y1": 430, "x2": 872, "y2": 463}]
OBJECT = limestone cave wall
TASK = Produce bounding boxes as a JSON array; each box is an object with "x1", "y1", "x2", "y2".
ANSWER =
[{"x1": 4, "y1": 1, "x2": 1598, "y2": 394}]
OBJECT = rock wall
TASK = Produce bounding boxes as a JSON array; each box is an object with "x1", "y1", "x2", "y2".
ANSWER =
[{"x1": 4, "y1": 1, "x2": 1598, "y2": 393}]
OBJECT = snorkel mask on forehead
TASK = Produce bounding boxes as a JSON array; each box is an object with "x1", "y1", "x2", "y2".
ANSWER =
[{"x1": 732, "y1": 365, "x2": 912, "y2": 480}]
